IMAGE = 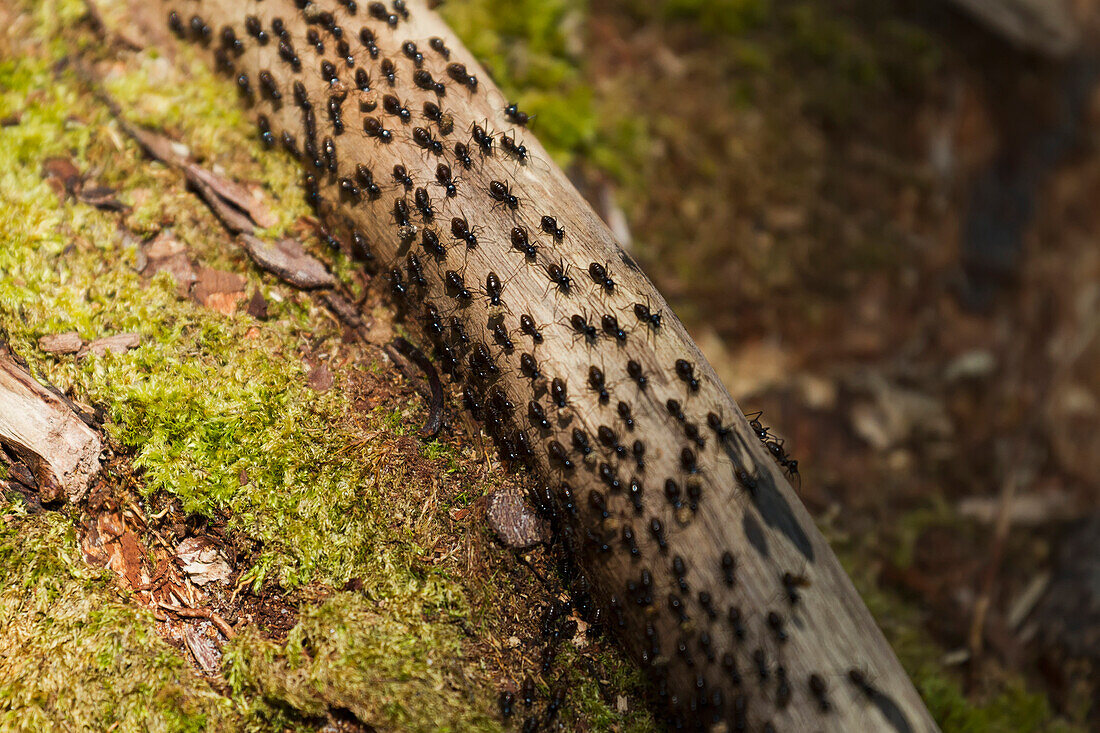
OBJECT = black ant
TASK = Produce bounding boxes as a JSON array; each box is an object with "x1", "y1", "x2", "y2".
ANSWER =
[
  {"x1": 429, "y1": 37, "x2": 450, "y2": 59},
  {"x1": 528, "y1": 400, "x2": 549, "y2": 429},
  {"x1": 392, "y1": 164, "x2": 413, "y2": 190},
  {"x1": 589, "y1": 262, "x2": 615, "y2": 293},
  {"x1": 388, "y1": 267, "x2": 406, "y2": 298},
  {"x1": 809, "y1": 674, "x2": 831, "y2": 712},
  {"x1": 423, "y1": 303, "x2": 444, "y2": 335},
  {"x1": 351, "y1": 164, "x2": 377, "y2": 198},
  {"x1": 546, "y1": 260, "x2": 572, "y2": 294},
  {"x1": 520, "y1": 355, "x2": 542, "y2": 384},
  {"x1": 633, "y1": 300, "x2": 662, "y2": 330},
  {"x1": 707, "y1": 411, "x2": 733, "y2": 442},
  {"x1": 519, "y1": 314, "x2": 543, "y2": 343},
  {"x1": 322, "y1": 136, "x2": 337, "y2": 172},
  {"x1": 675, "y1": 359, "x2": 700, "y2": 391},
  {"x1": 499, "y1": 691, "x2": 514, "y2": 719},
  {"x1": 401, "y1": 40, "x2": 422, "y2": 66},
  {"x1": 257, "y1": 116, "x2": 275, "y2": 148},
  {"x1": 601, "y1": 314, "x2": 626, "y2": 341},
  {"x1": 325, "y1": 94, "x2": 343, "y2": 133},
  {"x1": 484, "y1": 271, "x2": 504, "y2": 306},
  {"x1": 258, "y1": 70, "x2": 280, "y2": 101},
  {"x1": 781, "y1": 571, "x2": 810, "y2": 606},
  {"x1": 500, "y1": 134, "x2": 528, "y2": 163},
  {"x1": 320, "y1": 60, "x2": 338, "y2": 84},
  {"x1": 412, "y1": 126, "x2": 443, "y2": 155},
  {"x1": 449, "y1": 317, "x2": 469, "y2": 345},
  {"x1": 367, "y1": 3, "x2": 398, "y2": 27},
  {"x1": 550, "y1": 377, "x2": 568, "y2": 409},
  {"x1": 279, "y1": 38, "x2": 301, "y2": 72},
  {"x1": 721, "y1": 551, "x2": 736, "y2": 587},
  {"x1": 358, "y1": 28, "x2": 379, "y2": 58},
  {"x1": 392, "y1": 0, "x2": 409, "y2": 20},
  {"x1": 510, "y1": 226, "x2": 537, "y2": 259},
  {"x1": 453, "y1": 142, "x2": 473, "y2": 169},
  {"x1": 363, "y1": 117, "x2": 392, "y2": 142},
  {"x1": 451, "y1": 216, "x2": 479, "y2": 249},
  {"x1": 434, "y1": 163, "x2": 458, "y2": 197},
  {"x1": 306, "y1": 28, "x2": 324, "y2": 54},
  {"x1": 626, "y1": 360, "x2": 647, "y2": 390},
  {"x1": 413, "y1": 69, "x2": 445, "y2": 95},
  {"x1": 547, "y1": 441, "x2": 573, "y2": 471},
  {"x1": 617, "y1": 401, "x2": 634, "y2": 430},
  {"x1": 446, "y1": 62, "x2": 478, "y2": 92},
  {"x1": 570, "y1": 313, "x2": 597, "y2": 343},
  {"x1": 380, "y1": 58, "x2": 397, "y2": 85},
  {"x1": 420, "y1": 228, "x2": 445, "y2": 259},
  {"x1": 504, "y1": 103, "x2": 530, "y2": 126},
  {"x1": 471, "y1": 123, "x2": 494, "y2": 155},
  {"x1": 236, "y1": 73, "x2": 253, "y2": 100},
  {"x1": 588, "y1": 366, "x2": 610, "y2": 404},
  {"x1": 572, "y1": 428, "x2": 591, "y2": 456},
  {"x1": 540, "y1": 215, "x2": 565, "y2": 240},
  {"x1": 490, "y1": 321, "x2": 514, "y2": 351},
  {"x1": 354, "y1": 68, "x2": 371, "y2": 91},
  {"x1": 745, "y1": 410, "x2": 771, "y2": 441},
  {"x1": 405, "y1": 254, "x2": 426, "y2": 288},
  {"x1": 629, "y1": 476, "x2": 644, "y2": 509},
  {"x1": 422, "y1": 100, "x2": 444, "y2": 125},
  {"x1": 382, "y1": 94, "x2": 410, "y2": 123},
  {"x1": 444, "y1": 270, "x2": 472, "y2": 301},
  {"x1": 392, "y1": 197, "x2": 410, "y2": 227},
  {"x1": 413, "y1": 187, "x2": 435, "y2": 220}
]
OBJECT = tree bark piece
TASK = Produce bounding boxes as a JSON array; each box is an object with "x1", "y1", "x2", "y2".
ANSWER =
[
  {"x1": 147, "y1": 1, "x2": 939, "y2": 729},
  {"x1": 0, "y1": 342, "x2": 102, "y2": 503}
]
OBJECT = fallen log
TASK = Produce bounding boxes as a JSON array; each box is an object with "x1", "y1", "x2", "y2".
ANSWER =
[{"x1": 147, "y1": 1, "x2": 940, "y2": 729}]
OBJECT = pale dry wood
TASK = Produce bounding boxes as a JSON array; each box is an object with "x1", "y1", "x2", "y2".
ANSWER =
[
  {"x1": 0, "y1": 342, "x2": 102, "y2": 503},
  {"x1": 121, "y1": 0, "x2": 941, "y2": 728}
]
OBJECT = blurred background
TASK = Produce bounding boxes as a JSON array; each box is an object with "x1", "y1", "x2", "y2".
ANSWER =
[{"x1": 439, "y1": 0, "x2": 1100, "y2": 727}]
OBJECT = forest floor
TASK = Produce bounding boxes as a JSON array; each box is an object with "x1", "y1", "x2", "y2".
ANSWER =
[{"x1": 0, "y1": 0, "x2": 1097, "y2": 731}]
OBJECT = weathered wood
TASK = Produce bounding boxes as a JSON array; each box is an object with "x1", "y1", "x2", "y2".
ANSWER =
[
  {"x1": 145, "y1": 1, "x2": 939, "y2": 729},
  {"x1": 0, "y1": 342, "x2": 102, "y2": 503}
]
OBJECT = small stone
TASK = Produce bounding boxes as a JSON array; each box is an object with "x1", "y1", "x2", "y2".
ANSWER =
[{"x1": 486, "y1": 484, "x2": 550, "y2": 549}]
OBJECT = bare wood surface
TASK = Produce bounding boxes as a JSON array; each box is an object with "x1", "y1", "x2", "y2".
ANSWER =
[
  {"x1": 137, "y1": 1, "x2": 940, "y2": 729},
  {"x1": 0, "y1": 342, "x2": 102, "y2": 503}
]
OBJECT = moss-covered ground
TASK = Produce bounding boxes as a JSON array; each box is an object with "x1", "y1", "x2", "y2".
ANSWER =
[
  {"x1": 0, "y1": 0, "x2": 1089, "y2": 731},
  {"x1": 0, "y1": 0, "x2": 657, "y2": 730}
]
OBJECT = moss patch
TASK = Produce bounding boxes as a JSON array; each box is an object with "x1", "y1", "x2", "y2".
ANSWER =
[{"x1": 0, "y1": 508, "x2": 239, "y2": 732}]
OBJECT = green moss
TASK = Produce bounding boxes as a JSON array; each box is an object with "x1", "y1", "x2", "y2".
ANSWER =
[
  {"x1": 0, "y1": 507, "x2": 239, "y2": 732},
  {"x1": 223, "y1": 592, "x2": 498, "y2": 732}
]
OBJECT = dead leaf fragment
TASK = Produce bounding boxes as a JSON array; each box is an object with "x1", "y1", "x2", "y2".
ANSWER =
[
  {"x1": 307, "y1": 363, "x2": 334, "y2": 392},
  {"x1": 192, "y1": 267, "x2": 247, "y2": 308},
  {"x1": 142, "y1": 231, "x2": 196, "y2": 296},
  {"x1": 176, "y1": 537, "x2": 232, "y2": 586},
  {"x1": 38, "y1": 331, "x2": 83, "y2": 354},
  {"x1": 239, "y1": 234, "x2": 335, "y2": 289},
  {"x1": 79, "y1": 332, "x2": 141, "y2": 358},
  {"x1": 183, "y1": 625, "x2": 221, "y2": 674}
]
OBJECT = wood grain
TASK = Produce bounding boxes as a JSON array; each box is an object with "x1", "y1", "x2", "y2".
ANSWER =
[
  {"x1": 154, "y1": 1, "x2": 940, "y2": 729},
  {"x1": 0, "y1": 342, "x2": 102, "y2": 504}
]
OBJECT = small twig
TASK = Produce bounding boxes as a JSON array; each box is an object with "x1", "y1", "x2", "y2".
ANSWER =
[
  {"x1": 387, "y1": 337, "x2": 444, "y2": 438},
  {"x1": 158, "y1": 601, "x2": 236, "y2": 639}
]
